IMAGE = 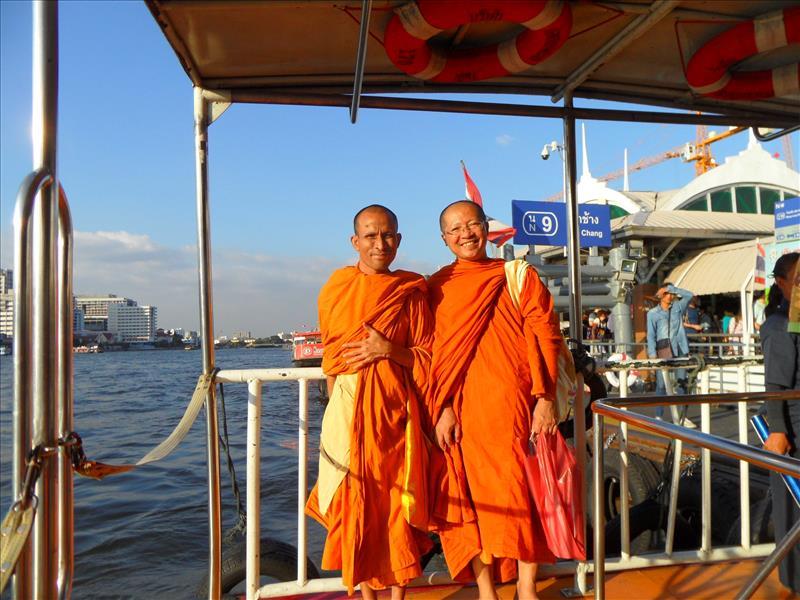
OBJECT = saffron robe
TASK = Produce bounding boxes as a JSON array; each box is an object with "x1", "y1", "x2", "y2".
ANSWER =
[
  {"x1": 305, "y1": 266, "x2": 433, "y2": 593},
  {"x1": 426, "y1": 258, "x2": 563, "y2": 582}
]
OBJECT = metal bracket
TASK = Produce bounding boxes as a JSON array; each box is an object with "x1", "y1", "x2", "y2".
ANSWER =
[
  {"x1": 202, "y1": 89, "x2": 232, "y2": 125},
  {"x1": 752, "y1": 124, "x2": 800, "y2": 143}
]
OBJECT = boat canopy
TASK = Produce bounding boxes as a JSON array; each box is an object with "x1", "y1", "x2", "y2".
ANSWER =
[{"x1": 145, "y1": 0, "x2": 799, "y2": 126}]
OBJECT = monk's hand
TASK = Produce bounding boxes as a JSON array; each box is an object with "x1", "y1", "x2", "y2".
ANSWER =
[
  {"x1": 764, "y1": 432, "x2": 792, "y2": 455},
  {"x1": 342, "y1": 323, "x2": 392, "y2": 370},
  {"x1": 435, "y1": 406, "x2": 461, "y2": 451},
  {"x1": 531, "y1": 396, "x2": 558, "y2": 437}
]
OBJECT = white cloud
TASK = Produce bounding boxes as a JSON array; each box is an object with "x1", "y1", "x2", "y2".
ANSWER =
[
  {"x1": 71, "y1": 230, "x2": 338, "y2": 337},
  {"x1": 495, "y1": 134, "x2": 514, "y2": 146},
  {"x1": 1, "y1": 228, "x2": 441, "y2": 337}
]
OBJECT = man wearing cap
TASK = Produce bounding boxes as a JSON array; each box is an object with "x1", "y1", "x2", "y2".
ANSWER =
[{"x1": 646, "y1": 282, "x2": 696, "y2": 425}]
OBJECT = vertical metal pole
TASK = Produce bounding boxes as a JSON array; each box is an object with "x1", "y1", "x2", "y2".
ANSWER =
[
  {"x1": 194, "y1": 86, "x2": 221, "y2": 600},
  {"x1": 562, "y1": 95, "x2": 583, "y2": 343},
  {"x1": 12, "y1": 168, "x2": 49, "y2": 600},
  {"x1": 665, "y1": 438, "x2": 683, "y2": 555},
  {"x1": 246, "y1": 380, "x2": 262, "y2": 600},
  {"x1": 571, "y1": 374, "x2": 589, "y2": 595},
  {"x1": 738, "y1": 367, "x2": 751, "y2": 549},
  {"x1": 56, "y1": 189, "x2": 74, "y2": 599},
  {"x1": 592, "y1": 412, "x2": 605, "y2": 600},
  {"x1": 31, "y1": 2, "x2": 59, "y2": 597},
  {"x1": 297, "y1": 379, "x2": 309, "y2": 585},
  {"x1": 619, "y1": 370, "x2": 630, "y2": 560},
  {"x1": 701, "y1": 399, "x2": 712, "y2": 555}
]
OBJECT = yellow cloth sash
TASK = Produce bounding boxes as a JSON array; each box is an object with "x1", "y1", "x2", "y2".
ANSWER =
[
  {"x1": 317, "y1": 372, "x2": 357, "y2": 516},
  {"x1": 504, "y1": 259, "x2": 576, "y2": 423}
]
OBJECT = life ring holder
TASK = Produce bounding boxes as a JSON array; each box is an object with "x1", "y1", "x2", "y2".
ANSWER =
[
  {"x1": 384, "y1": 0, "x2": 572, "y2": 83},
  {"x1": 686, "y1": 6, "x2": 800, "y2": 100}
]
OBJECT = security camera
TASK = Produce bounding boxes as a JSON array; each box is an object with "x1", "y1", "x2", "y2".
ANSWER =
[{"x1": 541, "y1": 144, "x2": 550, "y2": 160}]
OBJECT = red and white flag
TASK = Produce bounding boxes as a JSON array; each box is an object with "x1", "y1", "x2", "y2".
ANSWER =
[
  {"x1": 461, "y1": 160, "x2": 484, "y2": 207},
  {"x1": 460, "y1": 161, "x2": 516, "y2": 245},
  {"x1": 755, "y1": 241, "x2": 766, "y2": 286}
]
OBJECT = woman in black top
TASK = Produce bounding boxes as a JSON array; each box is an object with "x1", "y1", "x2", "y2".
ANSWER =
[{"x1": 761, "y1": 251, "x2": 800, "y2": 593}]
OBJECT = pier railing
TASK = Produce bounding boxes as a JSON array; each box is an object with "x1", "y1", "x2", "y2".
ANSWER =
[
  {"x1": 216, "y1": 353, "x2": 786, "y2": 600},
  {"x1": 592, "y1": 389, "x2": 800, "y2": 600}
]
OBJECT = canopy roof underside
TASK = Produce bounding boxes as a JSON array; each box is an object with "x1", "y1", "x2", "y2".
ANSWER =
[{"x1": 146, "y1": 0, "x2": 800, "y2": 123}]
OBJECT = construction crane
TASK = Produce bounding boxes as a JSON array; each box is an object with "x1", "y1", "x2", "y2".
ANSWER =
[{"x1": 544, "y1": 125, "x2": 747, "y2": 201}]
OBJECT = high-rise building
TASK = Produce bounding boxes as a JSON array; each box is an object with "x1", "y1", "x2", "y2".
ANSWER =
[
  {"x1": 0, "y1": 269, "x2": 12, "y2": 294},
  {"x1": 0, "y1": 269, "x2": 13, "y2": 337},
  {"x1": 74, "y1": 294, "x2": 136, "y2": 331},
  {"x1": 73, "y1": 308, "x2": 85, "y2": 332},
  {"x1": 108, "y1": 304, "x2": 157, "y2": 342}
]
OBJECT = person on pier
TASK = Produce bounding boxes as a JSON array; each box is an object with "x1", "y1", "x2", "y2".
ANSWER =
[
  {"x1": 426, "y1": 200, "x2": 563, "y2": 600},
  {"x1": 306, "y1": 205, "x2": 433, "y2": 599}
]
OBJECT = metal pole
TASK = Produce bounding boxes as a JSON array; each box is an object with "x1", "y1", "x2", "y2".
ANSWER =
[
  {"x1": 246, "y1": 380, "x2": 262, "y2": 600},
  {"x1": 297, "y1": 379, "x2": 309, "y2": 586},
  {"x1": 13, "y1": 168, "x2": 50, "y2": 600},
  {"x1": 56, "y1": 188, "x2": 74, "y2": 599},
  {"x1": 738, "y1": 367, "x2": 750, "y2": 550},
  {"x1": 593, "y1": 412, "x2": 605, "y2": 599},
  {"x1": 348, "y1": 0, "x2": 372, "y2": 124},
  {"x1": 618, "y1": 370, "x2": 629, "y2": 561},
  {"x1": 701, "y1": 399, "x2": 712, "y2": 555},
  {"x1": 31, "y1": 2, "x2": 59, "y2": 597},
  {"x1": 735, "y1": 518, "x2": 800, "y2": 600},
  {"x1": 665, "y1": 439, "x2": 683, "y2": 556},
  {"x1": 194, "y1": 86, "x2": 222, "y2": 600},
  {"x1": 562, "y1": 95, "x2": 582, "y2": 342}
]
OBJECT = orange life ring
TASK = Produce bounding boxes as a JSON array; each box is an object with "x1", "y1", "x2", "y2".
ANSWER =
[
  {"x1": 686, "y1": 7, "x2": 800, "y2": 100},
  {"x1": 384, "y1": 0, "x2": 572, "y2": 83}
]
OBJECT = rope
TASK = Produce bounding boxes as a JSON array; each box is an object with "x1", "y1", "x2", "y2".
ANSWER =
[
  {"x1": 218, "y1": 382, "x2": 247, "y2": 542},
  {"x1": 71, "y1": 370, "x2": 218, "y2": 479}
]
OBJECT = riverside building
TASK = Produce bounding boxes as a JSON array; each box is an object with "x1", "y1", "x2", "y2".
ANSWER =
[
  {"x1": 74, "y1": 294, "x2": 137, "y2": 331},
  {"x1": 107, "y1": 304, "x2": 158, "y2": 343},
  {"x1": 0, "y1": 269, "x2": 13, "y2": 337}
]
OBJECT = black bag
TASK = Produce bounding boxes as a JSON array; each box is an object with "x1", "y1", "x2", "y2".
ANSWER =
[{"x1": 656, "y1": 338, "x2": 673, "y2": 359}]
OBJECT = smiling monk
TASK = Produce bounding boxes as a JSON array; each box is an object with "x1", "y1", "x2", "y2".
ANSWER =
[
  {"x1": 427, "y1": 200, "x2": 563, "y2": 600},
  {"x1": 305, "y1": 205, "x2": 433, "y2": 599}
]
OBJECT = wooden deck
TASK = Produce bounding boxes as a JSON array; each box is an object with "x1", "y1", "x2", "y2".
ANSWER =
[{"x1": 279, "y1": 559, "x2": 797, "y2": 599}]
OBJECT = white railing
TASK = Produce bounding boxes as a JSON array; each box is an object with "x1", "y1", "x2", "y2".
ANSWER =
[{"x1": 217, "y1": 355, "x2": 777, "y2": 599}]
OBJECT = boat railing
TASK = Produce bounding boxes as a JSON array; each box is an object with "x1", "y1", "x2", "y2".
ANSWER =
[
  {"x1": 592, "y1": 388, "x2": 800, "y2": 600},
  {"x1": 214, "y1": 353, "x2": 786, "y2": 600}
]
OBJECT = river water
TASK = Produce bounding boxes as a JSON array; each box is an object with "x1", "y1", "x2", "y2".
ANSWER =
[{"x1": 0, "y1": 347, "x2": 330, "y2": 599}]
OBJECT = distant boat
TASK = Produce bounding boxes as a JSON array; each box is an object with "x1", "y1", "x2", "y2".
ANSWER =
[{"x1": 291, "y1": 330, "x2": 323, "y2": 367}]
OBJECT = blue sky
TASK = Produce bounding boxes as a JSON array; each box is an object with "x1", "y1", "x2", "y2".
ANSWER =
[{"x1": 1, "y1": 1, "x2": 797, "y2": 336}]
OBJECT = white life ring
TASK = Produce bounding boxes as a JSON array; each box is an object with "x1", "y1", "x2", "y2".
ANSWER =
[{"x1": 604, "y1": 353, "x2": 640, "y2": 389}]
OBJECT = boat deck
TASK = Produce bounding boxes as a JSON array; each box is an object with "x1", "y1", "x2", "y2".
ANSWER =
[{"x1": 279, "y1": 559, "x2": 796, "y2": 599}]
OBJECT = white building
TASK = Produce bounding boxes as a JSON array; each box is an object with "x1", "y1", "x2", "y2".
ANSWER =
[
  {"x1": 0, "y1": 269, "x2": 12, "y2": 294},
  {"x1": 108, "y1": 304, "x2": 157, "y2": 342},
  {"x1": 0, "y1": 269, "x2": 12, "y2": 337},
  {"x1": 0, "y1": 293, "x2": 13, "y2": 337},
  {"x1": 74, "y1": 294, "x2": 137, "y2": 331}
]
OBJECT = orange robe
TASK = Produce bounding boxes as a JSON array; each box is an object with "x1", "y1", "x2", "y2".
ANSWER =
[
  {"x1": 305, "y1": 266, "x2": 433, "y2": 593},
  {"x1": 426, "y1": 258, "x2": 563, "y2": 582}
]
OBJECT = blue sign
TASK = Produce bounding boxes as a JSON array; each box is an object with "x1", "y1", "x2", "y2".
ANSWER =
[
  {"x1": 775, "y1": 196, "x2": 800, "y2": 243},
  {"x1": 512, "y1": 200, "x2": 611, "y2": 248}
]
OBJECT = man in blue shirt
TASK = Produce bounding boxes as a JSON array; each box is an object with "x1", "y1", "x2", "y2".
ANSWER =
[{"x1": 647, "y1": 283, "x2": 696, "y2": 424}]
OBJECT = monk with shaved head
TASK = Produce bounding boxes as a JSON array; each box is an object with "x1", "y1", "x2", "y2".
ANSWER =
[
  {"x1": 426, "y1": 200, "x2": 564, "y2": 599},
  {"x1": 306, "y1": 204, "x2": 433, "y2": 599}
]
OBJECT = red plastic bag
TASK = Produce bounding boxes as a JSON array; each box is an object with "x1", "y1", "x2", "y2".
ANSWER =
[{"x1": 524, "y1": 431, "x2": 586, "y2": 560}]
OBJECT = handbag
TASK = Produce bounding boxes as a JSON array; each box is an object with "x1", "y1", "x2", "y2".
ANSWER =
[
  {"x1": 656, "y1": 338, "x2": 673, "y2": 359},
  {"x1": 524, "y1": 431, "x2": 586, "y2": 560}
]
